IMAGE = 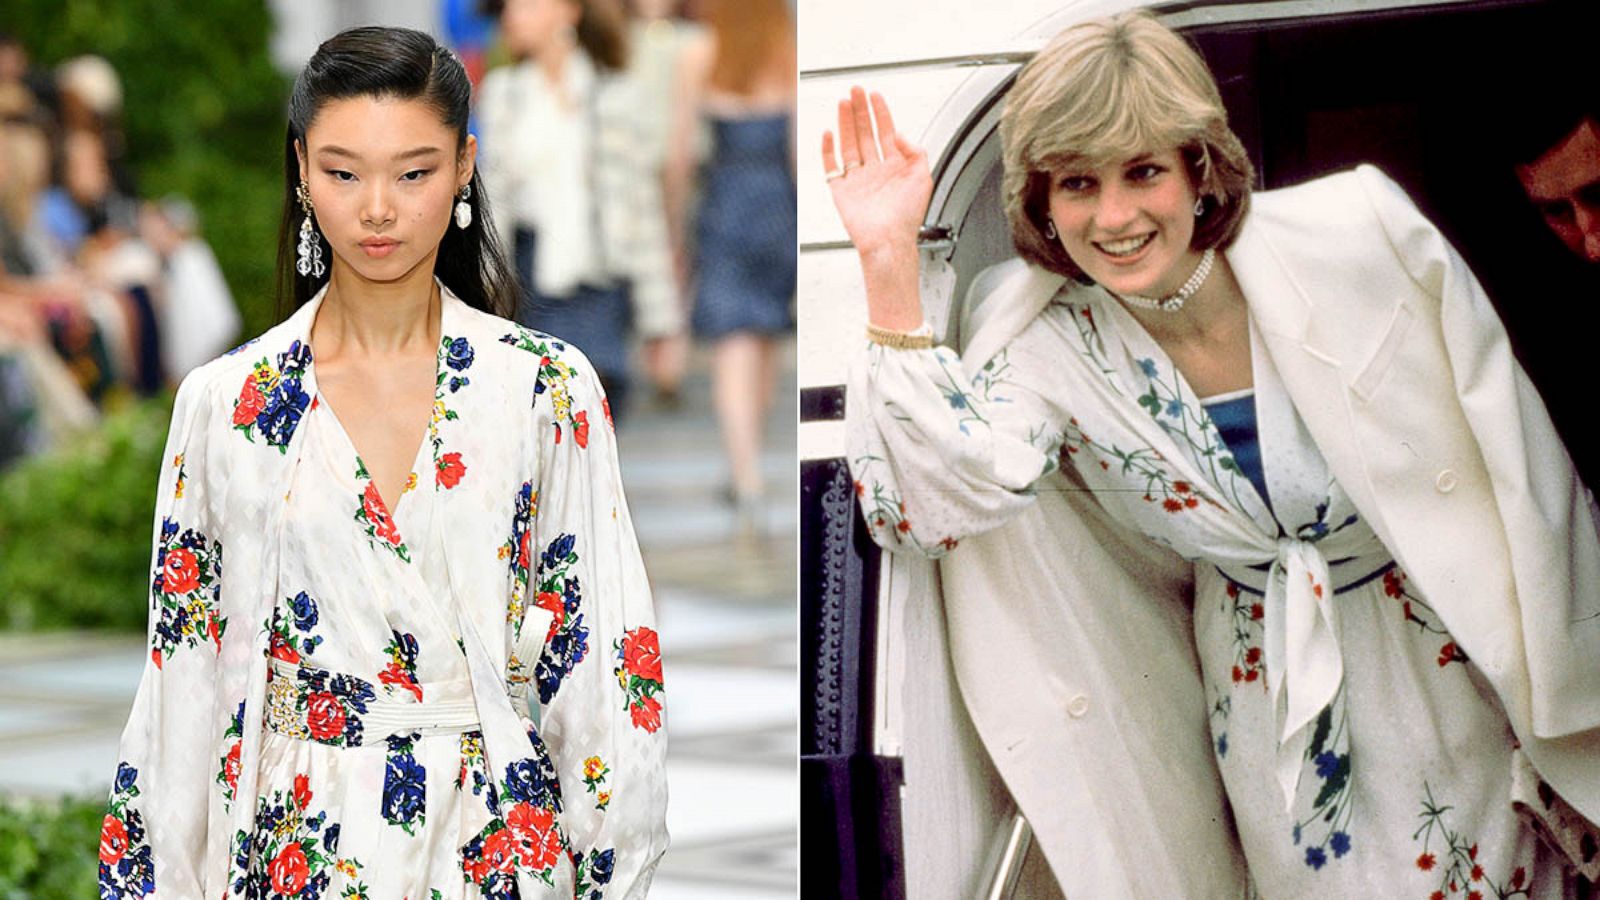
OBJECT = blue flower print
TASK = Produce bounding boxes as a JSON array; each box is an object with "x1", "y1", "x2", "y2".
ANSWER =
[
  {"x1": 115, "y1": 762, "x2": 138, "y2": 793},
  {"x1": 288, "y1": 591, "x2": 318, "y2": 632},
  {"x1": 1165, "y1": 398, "x2": 1184, "y2": 418},
  {"x1": 541, "y1": 533, "x2": 577, "y2": 572},
  {"x1": 1215, "y1": 733, "x2": 1228, "y2": 758},
  {"x1": 1305, "y1": 846, "x2": 1327, "y2": 870},
  {"x1": 502, "y1": 753, "x2": 563, "y2": 812},
  {"x1": 445, "y1": 336, "x2": 475, "y2": 372},
  {"x1": 1314, "y1": 750, "x2": 1340, "y2": 780},
  {"x1": 1138, "y1": 357, "x2": 1160, "y2": 379},
  {"x1": 1329, "y1": 831, "x2": 1351, "y2": 858},
  {"x1": 260, "y1": 378, "x2": 310, "y2": 447},
  {"x1": 381, "y1": 733, "x2": 427, "y2": 834},
  {"x1": 591, "y1": 848, "x2": 615, "y2": 884}
]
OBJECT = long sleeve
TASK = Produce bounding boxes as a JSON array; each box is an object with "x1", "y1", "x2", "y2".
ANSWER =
[
  {"x1": 100, "y1": 371, "x2": 226, "y2": 897},
  {"x1": 527, "y1": 348, "x2": 668, "y2": 899},
  {"x1": 845, "y1": 326, "x2": 1067, "y2": 559}
]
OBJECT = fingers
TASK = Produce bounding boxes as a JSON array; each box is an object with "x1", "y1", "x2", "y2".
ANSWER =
[
  {"x1": 836, "y1": 98, "x2": 862, "y2": 169},
  {"x1": 870, "y1": 91, "x2": 900, "y2": 160},
  {"x1": 821, "y1": 129, "x2": 840, "y2": 176},
  {"x1": 892, "y1": 131, "x2": 925, "y2": 165},
  {"x1": 850, "y1": 86, "x2": 879, "y2": 163}
]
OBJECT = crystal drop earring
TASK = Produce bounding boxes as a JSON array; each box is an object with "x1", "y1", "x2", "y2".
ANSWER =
[{"x1": 295, "y1": 182, "x2": 325, "y2": 279}]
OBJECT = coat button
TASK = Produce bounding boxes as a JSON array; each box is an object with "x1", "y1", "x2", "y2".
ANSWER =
[
  {"x1": 1067, "y1": 695, "x2": 1090, "y2": 718},
  {"x1": 1435, "y1": 469, "x2": 1458, "y2": 493}
]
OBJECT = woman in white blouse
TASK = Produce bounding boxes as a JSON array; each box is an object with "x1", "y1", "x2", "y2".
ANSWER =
[{"x1": 824, "y1": 11, "x2": 1600, "y2": 897}]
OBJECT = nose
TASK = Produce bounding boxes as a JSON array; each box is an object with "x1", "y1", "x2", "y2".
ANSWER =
[
  {"x1": 1093, "y1": 180, "x2": 1138, "y2": 233},
  {"x1": 361, "y1": 182, "x2": 396, "y2": 229}
]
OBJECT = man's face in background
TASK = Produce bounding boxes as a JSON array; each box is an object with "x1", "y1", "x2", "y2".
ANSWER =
[{"x1": 1517, "y1": 117, "x2": 1600, "y2": 264}]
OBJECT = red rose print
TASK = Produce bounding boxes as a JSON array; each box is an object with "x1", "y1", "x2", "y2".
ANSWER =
[
  {"x1": 164, "y1": 547, "x2": 200, "y2": 595},
  {"x1": 379, "y1": 662, "x2": 423, "y2": 702},
  {"x1": 1438, "y1": 642, "x2": 1458, "y2": 667},
  {"x1": 1250, "y1": 603, "x2": 1264, "y2": 621},
  {"x1": 896, "y1": 517, "x2": 912, "y2": 533},
  {"x1": 1162, "y1": 498, "x2": 1184, "y2": 513},
  {"x1": 1231, "y1": 665, "x2": 1243, "y2": 683},
  {"x1": 436, "y1": 452, "x2": 467, "y2": 489},
  {"x1": 223, "y1": 742, "x2": 241, "y2": 792},
  {"x1": 270, "y1": 632, "x2": 300, "y2": 664},
  {"x1": 233, "y1": 377, "x2": 265, "y2": 426},
  {"x1": 1431, "y1": 893, "x2": 1445, "y2": 900},
  {"x1": 507, "y1": 802, "x2": 562, "y2": 871},
  {"x1": 362, "y1": 483, "x2": 401, "y2": 545},
  {"x1": 1173, "y1": 481, "x2": 1191, "y2": 493},
  {"x1": 536, "y1": 591, "x2": 565, "y2": 640},
  {"x1": 99, "y1": 815, "x2": 128, "y2": 865},
  {"x1": 1417, "y1": 852, "x2": 1436, "y2": 871},
  {"x1": 602, "y1": 397, "x2": 613, "y2": 429},
  {"x1": 627, "y1": 695, "x2": 659, "y2": 730},
  {"x1": 305, "y1": 692, "x2": 346, "y2": 742},
  {"x1": 1511, "y1": 867, "x2": 1525, "y2": 888},
  {"x1": 269, "y1": 842, "x2": 309, "y2": 895},
  {"x1": 293, "y1": 773, "x2": 312, "y2": 811},
  {"x1": 463, "y1": 853, "x2": 491, "y2": 883},
  {"x1": 1183, "y1": 496, "x2": 1198, "y2": 508},
  {"x1": 518, "y1": 529, "x2": 532, "y2": 571},
  {"x1": 1243, "y1": 668, "x2": 1259, "y2": 683},
  {"x1": 151, "y1": 647, "x2": 163, "y2": 669},
  {"x1": 574, "y1": 410, "x2": 590, "y2": 449},
  {"x1": 1467, "y1": 892, "x2": 1483, "y2": 900},
  {"x1": 630, "y1": 695, "x2": 663, "y2": 733},
  {"x1": 622, "y1": 627, "x2": 663, "y2": 683},
  {"x1": 208, "y1": 613, "x2": 222, "y2": 651},
  {"x1": 483, "y1": 827, "x2": 519, "y2": 873}
]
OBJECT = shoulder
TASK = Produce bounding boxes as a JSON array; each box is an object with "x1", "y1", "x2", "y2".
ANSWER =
[
  {"x1": 1248, "y1": 164, "x2": 1427, "y2": 245},
  {"x1": 453, "y1": 302, "x2": 608, "y2": 404}
]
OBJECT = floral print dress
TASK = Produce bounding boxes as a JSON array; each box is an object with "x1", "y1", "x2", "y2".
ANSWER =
[
  {"x1": 848, "y1": 286, "x2": 1582, "y2": 898},
  {"x1": 98, "y1": 286, "x2": 667, "y2": 900}
]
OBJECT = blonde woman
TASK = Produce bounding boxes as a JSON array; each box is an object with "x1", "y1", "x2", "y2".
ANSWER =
[{"x1": 826, "y1": 11, "x2": 1600, "y2": 897}]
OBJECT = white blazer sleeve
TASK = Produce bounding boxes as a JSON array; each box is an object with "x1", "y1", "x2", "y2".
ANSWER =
[{"x1": 1355, "y1": 163, "x2": 1600, "y2": 739}]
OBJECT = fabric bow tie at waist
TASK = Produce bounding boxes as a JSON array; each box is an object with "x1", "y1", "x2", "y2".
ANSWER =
[
  {"x1": 265, "y1": 657, "x2": 482, "y2": 747},
  {"x1": 1215, "y1": 538, "x2": 1394, "y2": 811},
  {"x1": 1264, "y1": 537, "x2": 1341, "y2": 812}
]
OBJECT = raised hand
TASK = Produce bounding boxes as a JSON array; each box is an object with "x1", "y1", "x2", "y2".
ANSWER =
[
  {"x1": 821, "y1": 87, "x2": 931, "y2": 329},
  {"x1": 822, "y1": 88, "x2": 932, "y2": 256}
]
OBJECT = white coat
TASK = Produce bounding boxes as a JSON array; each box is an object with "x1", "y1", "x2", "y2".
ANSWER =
[{"x1": 853, "y1": 165, "x2": 1600, "y2": 896}]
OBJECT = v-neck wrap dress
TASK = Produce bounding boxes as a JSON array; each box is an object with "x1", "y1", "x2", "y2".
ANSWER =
[
  {"x1": 846, "y1": 169, "x2": 1599, "y2": 896},
  {"x1": 99, "y1": 284, "x2": 667, "y2": 900}
]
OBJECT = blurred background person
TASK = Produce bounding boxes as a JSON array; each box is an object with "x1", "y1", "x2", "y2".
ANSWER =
[
  {"x1": 622, "y1": 0, "x2": 698, "y2": 406},
  {"x1": 666, "y1": 0, "x2": 795, "y2": 529},
  {"x1": 140, "y1": 196, "x2": 240, "y2": 380},
  {"x1": 477, "y1": 0, "x2": 646, "y2": 422}
]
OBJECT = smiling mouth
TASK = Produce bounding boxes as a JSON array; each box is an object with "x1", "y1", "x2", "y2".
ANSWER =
[{"x1": 1093, "y1": 233, "x2": 1155, "y2": 258}]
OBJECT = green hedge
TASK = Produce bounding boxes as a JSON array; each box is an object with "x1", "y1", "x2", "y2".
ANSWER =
[
  {"x1": 1, "y1": 0, "x2": 289, "y2": 339},
  {"x1": 0, "y1": 396, "x2": 171, "y2": 632},
  {"x1": 0, "y1": 794, "x2": 103, "y2": 899}
]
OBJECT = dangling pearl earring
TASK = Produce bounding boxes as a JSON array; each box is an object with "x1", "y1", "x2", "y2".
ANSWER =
[
  {"x1": 454, "y1": 184, "x2": 473, "y2": 230},
  {"x1": 1044, "y1": 218, "x2": 1058, "y2": 240}
]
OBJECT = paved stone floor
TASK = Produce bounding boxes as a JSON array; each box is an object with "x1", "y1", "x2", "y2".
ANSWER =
[{"x1": 0, "y1": 342, "x2": 798, "y2": 898}]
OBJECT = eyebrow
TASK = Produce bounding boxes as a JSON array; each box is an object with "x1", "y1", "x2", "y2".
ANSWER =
[{"x1": 315, "y1": 146, "x2": 445, "y2": 162}]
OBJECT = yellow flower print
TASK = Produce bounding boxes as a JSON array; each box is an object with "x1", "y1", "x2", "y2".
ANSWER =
[
  {"x1": 583, "y1": 756, "x2": 606, "y2": 780},
  {"x1": 403, "y1": 472, "x2": 417, "y2": 494},
  {"x1": 335, "y1": 858, "x2": 362, "y2": 879},
  {"x1": 597, "y1": 790, "x2": 611, "y2": 810}
]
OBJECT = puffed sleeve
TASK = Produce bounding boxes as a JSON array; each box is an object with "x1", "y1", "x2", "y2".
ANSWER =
[
  {"x1": 845, "y1": 311, "x2": 1069, "y2": 559},
  {"x1": 100, "y1": 370, "x2": 227, "y2": 897},
  {"x1": 527, "y1": 348, "x2": 669, "y2": 899}
]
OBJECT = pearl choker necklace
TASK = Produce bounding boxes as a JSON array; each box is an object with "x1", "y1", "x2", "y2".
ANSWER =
[{"x1": 1116, "y1": 248, "x2": 1216, "y2": 312}]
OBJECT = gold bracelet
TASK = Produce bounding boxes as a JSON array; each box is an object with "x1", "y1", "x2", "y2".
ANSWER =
[{"x1": 866, "y1": 323, "x2": 934, "y2": 350}]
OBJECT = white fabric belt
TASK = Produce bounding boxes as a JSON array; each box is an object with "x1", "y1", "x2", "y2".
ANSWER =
[{"x1": 265, "y1": 657, "x2": 482, "y2": 747}]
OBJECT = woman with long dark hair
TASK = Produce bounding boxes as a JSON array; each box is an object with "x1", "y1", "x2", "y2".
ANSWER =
[{"x1": 98, "y1": 27, "x2": 667, "y2": 898}]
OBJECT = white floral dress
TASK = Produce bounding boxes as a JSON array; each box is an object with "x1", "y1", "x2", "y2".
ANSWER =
[
  {"x1": 849, "y1": 286, "x2": 1582, "y2": 898},
  {"x1": 98, "y1": 287, "x2": 667, "y2": 900}
]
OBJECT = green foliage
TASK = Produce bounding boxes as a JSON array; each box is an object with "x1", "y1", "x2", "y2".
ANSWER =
[
  {"x1": 1, "y1": 0, "x2": 290, "y2": 338},
  {"x1": 0, "y1": 793, "x2": 104, "y2": 899},
  {"x1": 0, "y1": 397, "x2": 171, "y2": 632}
]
